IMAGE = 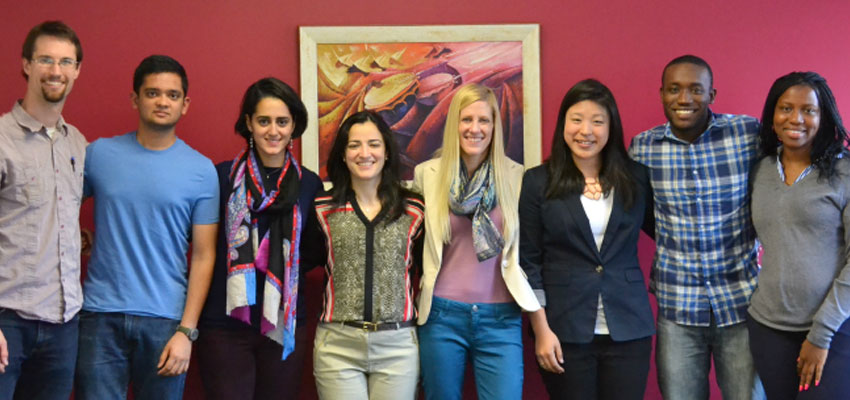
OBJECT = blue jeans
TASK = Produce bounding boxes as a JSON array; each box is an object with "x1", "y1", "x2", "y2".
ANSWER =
[
  {"x1": 74, "y1": 311, "x2": 185, "y2": 400},
  {"x1": 656, "y1": 314, "x2": 765, "y2": 400},
  {"x1": 418, "y1": 296, "x2": 523, "y2": 400},
  {"x1": 0, "y1": 309, "x2": 78, "y2": 400}
]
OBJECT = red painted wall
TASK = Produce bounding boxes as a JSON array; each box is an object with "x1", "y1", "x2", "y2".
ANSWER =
[{"x1": 2, "y1": 0, "x2": 849, "y2": 398}]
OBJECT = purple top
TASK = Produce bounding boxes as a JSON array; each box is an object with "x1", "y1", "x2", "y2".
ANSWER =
[{"x1": 434, "y1": 205, "x2": 513, "y2": 303}]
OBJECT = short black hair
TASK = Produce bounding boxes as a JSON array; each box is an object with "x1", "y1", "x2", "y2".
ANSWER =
[
  {"x1": 133, "y1": 55, "x2": 188, "y2": 95},
  {"x1": 234, "y1": 77, "x2": 308, "y2": 143},
  {"x1": 662, "y1": 54, "x2": 713, "y2": 88}
]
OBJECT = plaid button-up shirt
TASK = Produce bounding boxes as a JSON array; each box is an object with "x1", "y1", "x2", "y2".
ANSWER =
[{"x1": 629, "y1": 112, "x2": 760, "y2": 327}]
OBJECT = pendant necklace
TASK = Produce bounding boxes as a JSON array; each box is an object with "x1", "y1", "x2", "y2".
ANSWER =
[{"x1": 583, "y1": 177, "x2": 603, "y2": 200}]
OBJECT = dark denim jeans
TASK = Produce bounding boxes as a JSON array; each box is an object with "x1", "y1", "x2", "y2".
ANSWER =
[
  {"x1": 0, "y1": 308, "x2": 78, "y2": 400},
  {"x1": 74, "y1": 311, "x2": 184, "y2": 400},
  {"x1": 748, "y1": 317, "x2": 850, "y2": 400},
  {"x1": 418, "y1": 296, "x2": 523, "y2": 400}
]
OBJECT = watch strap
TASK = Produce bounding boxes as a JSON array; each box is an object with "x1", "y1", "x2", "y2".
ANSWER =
[{"x1": 176, "y1": 325, "x2": 199, "y2": 341}]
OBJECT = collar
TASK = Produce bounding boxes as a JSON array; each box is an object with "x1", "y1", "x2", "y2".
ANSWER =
[
  {"x1": 346, "y1": 190, "x2": 386, "y2": 225},
  {"x1": 11, "y1": 100, "x2": 69, "y2": 137},
  {"x1": 775, "y1": 146, "x2": 844, "y2": 184},
  {"x1": 656, "y1": 110, "x2": 718, "y2": 143}
]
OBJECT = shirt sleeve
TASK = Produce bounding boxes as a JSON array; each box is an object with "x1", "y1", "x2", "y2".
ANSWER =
[
  {"x1": 192, "y1": 160, "x2": 221, "y2": 225},
  {"x1": 519, "y1": 167, "x2": 546, "y2": 306},
  {"x1": 635, "y1": 162, "x2": 655, "y2": 238},
  {"x1": 628, "y1": 134, "x2": 643, "y2": 164},
  {"x1": 411, "y1": 217, "x2": 425, "y2": 279},
  {"x1": 299, "y1": 172, "x2": 326, "y2": 271},
  {"x1": 808, "y1": 182, "x2": 850, "y2": 348}
]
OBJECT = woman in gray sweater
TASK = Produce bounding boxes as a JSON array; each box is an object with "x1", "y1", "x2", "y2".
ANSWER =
[{"x1": 749, "y1": 71, "x2": 850, "y2": 400}]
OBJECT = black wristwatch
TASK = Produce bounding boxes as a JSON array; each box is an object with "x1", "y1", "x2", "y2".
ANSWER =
[{"x1": 176, "y1": 325, "x2": 199, "y2": 341}]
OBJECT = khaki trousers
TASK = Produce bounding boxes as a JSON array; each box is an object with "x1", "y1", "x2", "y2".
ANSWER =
[{"x1": 313, "y1": 322, "x2": 419, "y2": 400}]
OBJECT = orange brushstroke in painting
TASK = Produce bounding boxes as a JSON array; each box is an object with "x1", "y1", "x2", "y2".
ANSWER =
[{"x1": 316, "y1": 41, "x2": 523, "y2": 178}]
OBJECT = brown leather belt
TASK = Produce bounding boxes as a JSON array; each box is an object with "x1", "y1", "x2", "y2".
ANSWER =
[{"x1": 341, "y1": 320, "x2": 416, "y2": 331}]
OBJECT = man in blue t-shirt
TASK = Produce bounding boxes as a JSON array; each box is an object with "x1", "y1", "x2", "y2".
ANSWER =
[{"x1": 75, "y1": 55, "x2": 219, "y2": 400}]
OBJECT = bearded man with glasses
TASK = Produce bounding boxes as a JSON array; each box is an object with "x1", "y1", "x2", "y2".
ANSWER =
[{"x1": 0, "y1": 21, "x2": 88, "y2": 400}]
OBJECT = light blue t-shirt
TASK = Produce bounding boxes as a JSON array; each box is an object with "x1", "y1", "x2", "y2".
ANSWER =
[{"x1": 82, "y1": 132, "x2": 219, "y2": 320}]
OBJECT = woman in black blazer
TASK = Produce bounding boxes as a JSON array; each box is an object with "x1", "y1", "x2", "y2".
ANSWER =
[{"x1": 520, "y1": 79, "x2": 655, "y2": 400}]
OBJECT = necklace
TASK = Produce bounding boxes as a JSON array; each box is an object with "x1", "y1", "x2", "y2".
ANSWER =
[
  {"x1": 583, "y1": 177, "x2": 603, "y2": 200},
  {"x1": 264, "y1": 166, "x2": 282, "y2": 181}
]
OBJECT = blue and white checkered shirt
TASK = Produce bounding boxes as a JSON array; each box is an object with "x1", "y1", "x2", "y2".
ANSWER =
[{"x1": 629, "y1": 112, "x2": 761, "y2": 327}]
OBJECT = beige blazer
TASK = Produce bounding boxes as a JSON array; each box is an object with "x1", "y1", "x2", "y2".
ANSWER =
[{"x1": 413, "y1": 158, "x2": 541, "y2": 325}]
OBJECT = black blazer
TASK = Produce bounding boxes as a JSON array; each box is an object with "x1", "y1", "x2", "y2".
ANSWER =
[{"x1": 519, "y1": 161, "x2": 655, "y2": 343}]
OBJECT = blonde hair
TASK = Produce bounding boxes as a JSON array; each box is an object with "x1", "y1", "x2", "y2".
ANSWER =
[{"x1": 433, "y1": 83, "x2": 518, "y2": 244}]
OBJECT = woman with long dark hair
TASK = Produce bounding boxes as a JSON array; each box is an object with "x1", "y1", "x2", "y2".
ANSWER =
[
  {"x1": 748, "y1": 71, "x2": 850, "y2": 399},
  {"x1": 520, "y1": 79, "x2": 655, "y2": 400},
  {"x1": 312, "y1": 111, "x2": 424, "y2": 399},
  {"x1": 196, "y1": 77, "x2": 323, "y2": 399}
]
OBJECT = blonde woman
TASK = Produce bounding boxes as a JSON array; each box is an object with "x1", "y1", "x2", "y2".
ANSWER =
[{"x1": 413, "y1": 83, "x2": 541, "y2": 400}]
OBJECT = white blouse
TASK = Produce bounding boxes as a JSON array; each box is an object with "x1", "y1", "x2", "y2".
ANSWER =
[{"x1": 580, "y1": 190, "x2": 614, "y2": 335}]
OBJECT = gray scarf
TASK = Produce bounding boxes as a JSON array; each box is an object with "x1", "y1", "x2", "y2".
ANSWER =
[{"x1": 448, "y1": 160, "x2": 504, "y2": 261}]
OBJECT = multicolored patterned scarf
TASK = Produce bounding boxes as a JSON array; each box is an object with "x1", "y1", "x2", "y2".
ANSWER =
[
  {"x1": 449, "y1": 159, "x2": 504, "y2": 261},
  {"x1": 225, "y1": 148, "x2": 302, "y2": 360}
]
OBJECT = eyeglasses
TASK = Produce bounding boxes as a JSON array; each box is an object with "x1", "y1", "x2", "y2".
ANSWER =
[{"x1": 31, "y1": 56, "x2": 79, "y2": 69}]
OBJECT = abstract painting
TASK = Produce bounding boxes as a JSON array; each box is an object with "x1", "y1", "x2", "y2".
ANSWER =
[{"x1": 299, "y1": 24, "x2": 541, "y2": 181}]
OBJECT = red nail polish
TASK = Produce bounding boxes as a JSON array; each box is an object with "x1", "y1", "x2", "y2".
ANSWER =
[
  {"x1": 805, "y1": 384, "x2": 809, "y2": 391},
  {"x1": 799, "y1": 385, "x2": 803, "y2": 392}
]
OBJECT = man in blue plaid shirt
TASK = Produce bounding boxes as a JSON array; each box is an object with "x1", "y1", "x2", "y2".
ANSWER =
[{"x1": 629, "y1": 55, "x2": 763, "y2": 400}]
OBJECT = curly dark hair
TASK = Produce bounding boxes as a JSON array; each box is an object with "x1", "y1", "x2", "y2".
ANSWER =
[{"x1": 759, "y1": 71, "x2": 849, "y2": 180}]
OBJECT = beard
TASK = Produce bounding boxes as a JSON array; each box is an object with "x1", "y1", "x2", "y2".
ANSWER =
[
  {"x1": 41, "y1": 79, "x2": 68, "y2": 103},
  {"x1": 42, "y1": 88, "x2": 67, "y2": 103}
]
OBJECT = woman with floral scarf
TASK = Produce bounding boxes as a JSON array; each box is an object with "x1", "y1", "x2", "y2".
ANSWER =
[{"x1": 196, "y1": 77, "x2": 323, "y2": 400}]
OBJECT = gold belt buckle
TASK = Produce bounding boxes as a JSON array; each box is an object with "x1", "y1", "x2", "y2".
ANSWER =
[{"x1": 362, "y1": 321, "x2": 379, "y2": 331}]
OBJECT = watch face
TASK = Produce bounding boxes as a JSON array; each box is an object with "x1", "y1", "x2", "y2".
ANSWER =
[{"x1": 178, "y1": 325, "x2": 199, "y2": 341}]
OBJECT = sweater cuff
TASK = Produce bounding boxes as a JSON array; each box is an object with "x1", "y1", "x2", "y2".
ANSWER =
[
  {"x1": 534, "y1": 289, "x2": 546, "y2": 307},
  {"x1": 806, "y1": 321, "x2": 834, "y2": 350}
]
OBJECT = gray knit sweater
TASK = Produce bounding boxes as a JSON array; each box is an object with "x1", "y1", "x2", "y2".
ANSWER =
[{"x1": 749, "y1": 156, "x2": 850, "y2": 349}]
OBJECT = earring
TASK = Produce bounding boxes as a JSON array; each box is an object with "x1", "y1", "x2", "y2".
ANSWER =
[{"x1": 249, "y1": 137, "x2": 254, "y2": 149}]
